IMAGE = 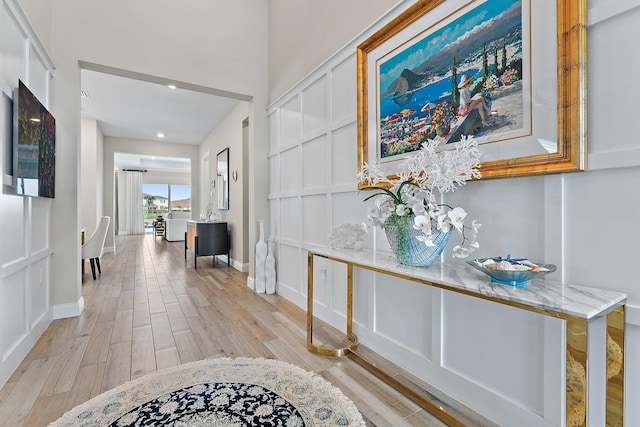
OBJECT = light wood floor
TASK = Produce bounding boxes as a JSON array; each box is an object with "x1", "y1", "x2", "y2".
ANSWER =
[{"x1": 0, "y1": 234, "x2": 493, "y2": 426}]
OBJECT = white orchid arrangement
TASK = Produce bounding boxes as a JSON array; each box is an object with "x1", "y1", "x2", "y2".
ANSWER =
[{"x1": 357, "y1": 135, "x2": 483, "y2": 258}]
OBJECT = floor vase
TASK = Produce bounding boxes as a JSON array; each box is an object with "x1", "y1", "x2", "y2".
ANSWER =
[
  {"x1": 255, "y1": 220, "x2": 267, "y2": 293},
  {"x1": 265, "y1": 241, "x2": 276, "y2": 294}
]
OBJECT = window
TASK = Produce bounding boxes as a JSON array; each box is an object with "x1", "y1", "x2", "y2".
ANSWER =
[
  {"x1": 143, "y1": 184, "x2": 191, "y2": 231},
  {"x1": 170, "y1": 184, "x2": 191, "y2": 213}
]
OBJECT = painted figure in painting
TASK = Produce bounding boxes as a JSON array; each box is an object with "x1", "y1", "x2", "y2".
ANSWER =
[{"x1": 457, "y1": 74, "x2": 493, "y2": 127}]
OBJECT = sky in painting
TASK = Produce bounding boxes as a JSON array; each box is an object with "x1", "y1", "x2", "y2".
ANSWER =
[{"x1": 379, "y1": 0, "x2": 520, "y2": 93}]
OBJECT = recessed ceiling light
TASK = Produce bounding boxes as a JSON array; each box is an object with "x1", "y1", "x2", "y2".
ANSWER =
[
  {"x1": 167, "y1": 85, "x2": 176, "y2": 90},
  {"x1": 157, "y1": 133, "x2": 165, "y2": 138}
]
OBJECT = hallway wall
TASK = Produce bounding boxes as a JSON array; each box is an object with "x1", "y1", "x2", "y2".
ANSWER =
[{"x1": 267, "y1": 0, "x2": 640, "y2": 424}]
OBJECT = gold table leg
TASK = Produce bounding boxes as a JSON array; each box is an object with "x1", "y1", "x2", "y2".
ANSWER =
[
  {"x1": 607, "y1": 306, "x2": 625, "y2": 427},
  {"x1": 307, "y1": 253, "x2": 358, "y2": 357},
  {"x1": 566, "y1": 316, "x2": 588, "y2": 427},
  {"x1": 566, "y1": 306, "x2": 625, "y2": 427}
]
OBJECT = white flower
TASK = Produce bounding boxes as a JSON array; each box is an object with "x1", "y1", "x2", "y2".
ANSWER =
[
  {"x1": 447, "y1": 207, "x2": 467, "y2": 232},
  {"x1": 416, "y1": 233, "x2": 436, "y2": 247},
  {"x1": 395, "y1": 204, "x2": 408, "y2": 216},
  {"x1": 436, "y1": 213, "x2": 450, "y2": 233},
  {"x1": 358, "y1": 135, "x2": 482, "y2": 258},
  {"x1": 413, "y1": 215, "x2": 431, "y2": 232},
  {"x1": 412, "y1": 203, "x2": 426, "y2": 216}
]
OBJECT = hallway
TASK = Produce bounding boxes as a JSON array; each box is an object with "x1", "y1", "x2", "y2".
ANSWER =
[{"x1": 0, "y1": 234, "x2": 482, "y2": 426}]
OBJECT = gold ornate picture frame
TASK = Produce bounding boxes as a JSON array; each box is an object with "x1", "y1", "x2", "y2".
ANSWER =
[{"x1": 357, "y1": 0, "x2": 586, "y2": 186}]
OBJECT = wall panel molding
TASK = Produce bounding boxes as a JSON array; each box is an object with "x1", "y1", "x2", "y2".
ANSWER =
[
  {"x1": 4, "y1": 0, "x2": 55, "y2": 72},
  {"x1": 588, "y1": 148, "x2": 640, "y2": 171},
  {"x1": 0, "y1": 0, "x2": 54, "y2": 390},
  {"x1": 588, "y1": 0, "x2": 640, "y2": 26}
]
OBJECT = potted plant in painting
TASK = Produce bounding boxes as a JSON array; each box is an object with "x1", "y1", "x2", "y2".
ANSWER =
[{"x1": 430, "y1": 101, "x2": 455, "y2": 137}]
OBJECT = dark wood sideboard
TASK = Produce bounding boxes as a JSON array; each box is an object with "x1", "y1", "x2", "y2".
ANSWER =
[{"x1": 184, "y1": 221, "x2": 229, "y2": 269}]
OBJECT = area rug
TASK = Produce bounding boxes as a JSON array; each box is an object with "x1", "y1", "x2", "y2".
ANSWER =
[{"x1": 50, "y1": 357, "x2": 365, "y2": 426}]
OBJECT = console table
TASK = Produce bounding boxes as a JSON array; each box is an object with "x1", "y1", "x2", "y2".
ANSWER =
[
  {"x1": 184, "y1": 221, "x2": 229, "y2": 269},
  {"x1": 307, "y1": 248, "x2": 626, "y2": 427}
]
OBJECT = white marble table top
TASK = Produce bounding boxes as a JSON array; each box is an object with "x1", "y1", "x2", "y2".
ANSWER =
[{"x1": 309, "y1": 247, "x2": 626, "y2": 320}]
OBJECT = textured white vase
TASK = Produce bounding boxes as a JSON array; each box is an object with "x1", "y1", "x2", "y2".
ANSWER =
[
  {"x1": 265, "y1": 240, "x2": 276, "y2": 294},
  {"x1": 255, "y1": 220, "x2": 267, "y2": 293}
]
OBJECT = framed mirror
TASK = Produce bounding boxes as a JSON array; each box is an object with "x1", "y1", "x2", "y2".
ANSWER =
[{"x1": 216, "y1": 148, "x2": 229, "y2": 210}]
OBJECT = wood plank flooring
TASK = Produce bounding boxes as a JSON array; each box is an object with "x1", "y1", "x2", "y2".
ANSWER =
[{"x1": 0, "y1": 234, "x2": 494, "y2": 426}]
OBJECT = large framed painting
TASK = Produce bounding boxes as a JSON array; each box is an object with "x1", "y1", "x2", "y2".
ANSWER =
[{"x1": 357, "y1": 0, "x2": 586, "y2": 185}]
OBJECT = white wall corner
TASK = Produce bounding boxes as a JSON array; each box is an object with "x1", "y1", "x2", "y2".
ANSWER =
[{"x1": 51, "y1": 296, "x2": 84, "y2": 319}]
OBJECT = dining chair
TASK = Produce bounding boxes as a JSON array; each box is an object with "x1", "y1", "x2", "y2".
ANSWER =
[{"x1": 82, "y1": 216, "x2": 110, "y2": 280}]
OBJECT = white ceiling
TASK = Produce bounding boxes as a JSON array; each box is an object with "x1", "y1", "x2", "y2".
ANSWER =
[{"x1": 81, "y1": 68, "x2": 241, "y2": 170}]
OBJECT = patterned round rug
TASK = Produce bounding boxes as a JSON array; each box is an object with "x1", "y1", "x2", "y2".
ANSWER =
[{"x1": 50, "y1": 357, "x2": 365, "y2": 426}]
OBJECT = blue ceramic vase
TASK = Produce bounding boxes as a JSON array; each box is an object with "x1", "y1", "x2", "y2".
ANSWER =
[{"x1": 384, "y1": 214, "x2": 451, "y2": 267}]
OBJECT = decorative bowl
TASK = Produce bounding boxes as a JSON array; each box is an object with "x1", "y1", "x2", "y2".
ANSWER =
[{"x1": 466, "y1": 258, "x2": 557, "y2": 287}]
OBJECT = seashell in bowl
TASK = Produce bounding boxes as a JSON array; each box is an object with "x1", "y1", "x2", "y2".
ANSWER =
[{"x1": 467, "y1": 257, "x2": 557, "y2": 287}]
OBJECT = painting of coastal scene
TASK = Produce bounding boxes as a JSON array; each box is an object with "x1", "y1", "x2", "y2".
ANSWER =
[{"x1": 377, "y1": 0, "x2": 527, "y2": 160}]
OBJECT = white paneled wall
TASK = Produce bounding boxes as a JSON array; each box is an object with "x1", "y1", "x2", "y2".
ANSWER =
[
  {"x1": 268, "y1": 1, "x2": 640, "y2": 425},
  {"x1": 268, "y1": 33, "x2": 554, "y2": 424},
  {"x1": 0, "y1": 0, "x2": 54, "y2": 387}
]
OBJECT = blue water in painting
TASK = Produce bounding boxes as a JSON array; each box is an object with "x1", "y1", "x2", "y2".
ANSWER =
[{"x1": 379, "y1": 69, "x2": 479, "y2": 120}]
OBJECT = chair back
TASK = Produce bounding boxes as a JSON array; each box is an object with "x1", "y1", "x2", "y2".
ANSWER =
[{"x1": 82, "y1": 216, "x2": 111, "y2": 259}]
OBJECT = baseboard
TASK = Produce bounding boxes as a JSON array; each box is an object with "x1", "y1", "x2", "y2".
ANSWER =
[
  {"x1": 247, "y1": 276, "x2": 255, "y2": 290},
  {"x1": 231, "y1": 259, "x2": 249, "y2": 273},
  {"x1": 216, "y1": 256, "x2": 249, "y2": 273},
  {"x1": 0, "y1": 310, "x2": 51, "y2": 388},
  {"x1": 104, "y1": 246, "x2": 115, "y2": 254},
  {"x1": 52, "y1": 296, "x2": 85, "y2": 319}
]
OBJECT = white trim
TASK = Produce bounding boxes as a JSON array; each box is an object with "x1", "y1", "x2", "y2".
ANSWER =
[
  {"x1": 51, "y1": 297, "x2": 84, "y2": 319},
  {"x1": 275, "y1": 283, "x2": 306, "y2": 309},
  {"x1": 2, "y1": 250, "x2": 52, "y2": 277},
  {"x1": 627, "y1": 304, "x2": 640, "y2": 326},
  {"x1": 587, "y1": 148, "x2": 640, "y2": 171},
  {"x1": 588, "y1": 0, "x2": 640, "y2": 26},
  {"x1": 0, "y1": 310, "x2": 51, "y2": 388},
  {"x1": 103, "y1": 246, "x2": 115, "y2": 253},
  {"x1": 247, "y1": 275, "x2": 255, "y2": 289},
  {"x1": 216, "y1": 255, "x2": 247, "y2": 273},
  {"x1": 4, "y1": 0, "x2": 55, "y2": 72},
  {"x1": 235, "y1": 261, "x2": 249, "y2": 273}
]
